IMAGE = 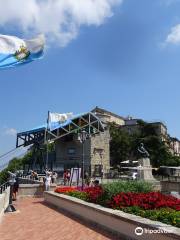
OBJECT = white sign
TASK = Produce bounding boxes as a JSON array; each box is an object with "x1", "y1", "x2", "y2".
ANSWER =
[{"x1": 70, "y1": 168, "x2": 81, "y2": 183}]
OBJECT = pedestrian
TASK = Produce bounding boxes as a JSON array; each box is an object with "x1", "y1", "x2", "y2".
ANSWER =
[
  {"x1": 12, "y1": 176, "x2": 19, "y2": 201},
  {"x1": 8, "y1": 171, "x2": 18, "y2": 201},
  {"x1": 30, "y1": 170, "x2": 34, "y2": 180},
  {"x1": 52, "y1": 171, "x2": 57, "y2": 184},
  {"x1": 63, "y1": 170, "x2": 68, "y2": 185},
  {"x1": 84, "y1": 171, "x2": 90, "y2": 186},
  {"x1": 67, "y1": 170, "x2": 71, "y2": 185},
  {"x1": 33, "y1": 171, "x2": 38, "y2": 180},
  {"x1": 45, "y1": 172, "x2": 51, "y2": 191}
]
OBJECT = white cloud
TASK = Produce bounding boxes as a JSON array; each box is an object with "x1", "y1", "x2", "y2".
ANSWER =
[
  {"x1": 166, "y1": 24, "x2": 180, "y2": 45},
  {"x1": 0, "y1": 0, "x2": 122, "y2": 47},
  {"x1": 5, "y1": 128, "x2": 17, "y2": 136}
]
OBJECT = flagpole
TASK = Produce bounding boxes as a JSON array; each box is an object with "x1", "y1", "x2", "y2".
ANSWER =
[{"x1": 46, "y1": 111, "x2": 50, "y2": 169}]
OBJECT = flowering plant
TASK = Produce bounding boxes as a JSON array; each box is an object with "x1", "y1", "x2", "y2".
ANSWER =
[
  {"x1": 54, "y1": 182, "x2": 180, "y2": 227},
  {"x1": 84, "y1": 186, "x2": 104, "y2": 203},
  {"x1": 110, "y1": 192, "x2": 180, "y2": 211},
  {"x1": 54, "y1": 186, "x2": 78, "y2": 194}
]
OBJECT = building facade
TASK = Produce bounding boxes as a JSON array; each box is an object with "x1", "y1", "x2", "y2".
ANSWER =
[
  {"x1": 54, "y1": 129, "x2": 110, "y2": 176},
  {"x1": 92, "y1": 106, "x2": 125, "y2": 126},
  {"x1": 53, "y1": 107, "x2": 179, "y2": 176},
  {"x1": 54, "y1": 107, "x2": 125, "y2": 176},
  {"x1": 169, "y1": 138, "x2": 180, "y2": 156},
  {"x1": 121, "y1": 118, "x2": 180, "y2": 156}
]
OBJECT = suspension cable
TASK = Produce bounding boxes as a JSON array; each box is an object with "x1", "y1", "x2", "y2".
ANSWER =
[{"x1": 0, "y1": 147, "x2": 19, "y2": 159}]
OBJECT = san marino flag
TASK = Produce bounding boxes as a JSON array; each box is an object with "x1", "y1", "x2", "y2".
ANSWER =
[{"x1": 0, "y1": 34, "x2": 45, "y2": 69}]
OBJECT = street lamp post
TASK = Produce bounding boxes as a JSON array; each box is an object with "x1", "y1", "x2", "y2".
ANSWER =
[
  {"x1": 5, "y1": 171, "x2": 16, "y2": 212},
  {"x1": 79, "y1": 130, "x2": 88, "y2": 190},
  {"x1": 99, "y1": 150, "x2": 104, "y2": 183},
  {"x1": 45, "y1": 111, "x2": 50, "y2": 170}
]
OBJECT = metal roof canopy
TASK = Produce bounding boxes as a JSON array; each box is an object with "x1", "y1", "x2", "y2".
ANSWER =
[{"x1": 16, "y1": 112, "x2": 104, "y2": 148}]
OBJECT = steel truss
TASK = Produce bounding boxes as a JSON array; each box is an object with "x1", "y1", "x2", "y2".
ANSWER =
[{"x1": 16, "y1": 112, "x2": 104, "y2": 148}]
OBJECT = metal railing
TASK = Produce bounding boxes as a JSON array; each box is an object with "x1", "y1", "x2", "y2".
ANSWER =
[
  {"x1": 0, "y1": 181, "x2": 9, "y2": 194},
  {"x1": 154, "y1": 175, "x2": 180, "y2": 182},
  {"x1": 104, "y1": 172, "x2": 180, "y2": 182}
]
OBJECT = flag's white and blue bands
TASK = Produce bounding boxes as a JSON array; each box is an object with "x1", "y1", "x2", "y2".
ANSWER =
[
  {"x1": 0, "y1": 34, "x2": 45, "y2": 69},
  {"x1": 0, "y1": 50, "x2": 43, "y2": 69}
]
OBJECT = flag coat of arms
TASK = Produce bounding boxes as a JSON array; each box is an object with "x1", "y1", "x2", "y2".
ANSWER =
[
  {"x1": 48, "y1": 112, "x2": 74, "y2": 131},
  {"x1": 0, "y1": 34, "x2": 45, "y2": 69},
  {"x1": 49, "y1": 112, "x2": 73, "y2": 124}
]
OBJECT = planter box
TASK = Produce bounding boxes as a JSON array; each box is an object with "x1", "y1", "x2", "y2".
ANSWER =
[{"x1": 44, "y1": 191, "x2": 180, "y2": 240}]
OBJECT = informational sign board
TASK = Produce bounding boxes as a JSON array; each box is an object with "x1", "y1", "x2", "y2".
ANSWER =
[{"x1": 70, "y1": 168, "x2": 81, "y2": 186}]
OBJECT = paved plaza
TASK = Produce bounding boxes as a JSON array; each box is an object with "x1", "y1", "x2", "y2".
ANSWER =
[{"x1": 0, "y1": 197, "x2": 119, "y2": 240}]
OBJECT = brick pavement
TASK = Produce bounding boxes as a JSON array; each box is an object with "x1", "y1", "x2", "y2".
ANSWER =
[{"x1": 0, "y1": 197, "x2": 119, "y2": 240}]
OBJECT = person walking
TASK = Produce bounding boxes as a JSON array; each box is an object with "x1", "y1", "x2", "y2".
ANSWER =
[
  {"x1": 63, "y1": 170, "x2": 68, "y2": 185},
  {"x1": 45, "y1": 172, "x2": 51, "y2": 191},
  {"x1": 84, "y1": 171, "x2": 90, "y2": 186},
  {"x1": 12, "y1": 176, "x2": 19, "y2": 201},
  {"x1": 67, "y1": 170, "x2": 71, "y2": 185},
  {"x1": 52, "y1": 171, "x2": 58, "y2": 184}
]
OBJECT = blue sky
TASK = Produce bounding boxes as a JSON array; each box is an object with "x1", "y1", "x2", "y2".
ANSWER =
[{"x1": 0, "y1": 0, "x2": 180, "y2": 156}]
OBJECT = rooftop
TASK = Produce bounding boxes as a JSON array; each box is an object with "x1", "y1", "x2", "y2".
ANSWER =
[{"x1": 91, "y1": 106, "x2": 125, "y2": 120}]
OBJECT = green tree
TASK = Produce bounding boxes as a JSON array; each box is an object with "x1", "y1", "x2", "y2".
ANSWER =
[
  {"x1": 110, "y1": 123, "x2": 133, "y2": 166},
  {"x1": 109, "y1": 121, "x2": 180, "y2": 168},
  {"x1": 0, "y1": 142, "x2": 56, "y2": 185}
]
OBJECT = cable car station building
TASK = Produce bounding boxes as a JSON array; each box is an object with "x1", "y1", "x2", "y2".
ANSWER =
[{"x1": 16, "y1": 107, "x2": 124, "y2": 176}]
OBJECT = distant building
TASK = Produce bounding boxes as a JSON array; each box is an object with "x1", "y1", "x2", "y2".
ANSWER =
[
  {"x1": 122, "y1": 118, "x2": 168, "y2": 139},
  {"x1": 169, "y1": 138, "x2": 180, "y2": 156},
  {"x1": 121, "y1": 117, "x2": 180, "y2": 157},
  {"x1": 149, "y1": 122, "x2": 168, "y2": 142},
  {"x1": 92, "y1": 106, "x2": 125, "y2": 126}
]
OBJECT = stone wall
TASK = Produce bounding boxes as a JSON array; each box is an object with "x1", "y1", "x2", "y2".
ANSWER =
[
  {"x1": 55, "y1": 130, "x2": 110, "y2": 176},
  {"x1": 55, "y1": 138, "x2": 91, "y2": 171},
  {"x1": 0, "y1": 187, "x2": 10, "y2": 222},
  {"x1": 18, "y1": 183, "x2": 56, "y2": 197},
  {"x1": 90, "y1": 129, "x2": 110, "y2": 175},
  {"x1": 161, "y1": 181, "x2": 180, "y2": 194}
]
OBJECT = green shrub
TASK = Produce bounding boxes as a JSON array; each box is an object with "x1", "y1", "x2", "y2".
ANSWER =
[
  {"x1": 67, "y1": 191, "x2": 88, "y2": 201},
  {"x1": 99, "y1": 181, "x2": 153, "y2": 206},
  {"x1": 123, "y1": 207, "x2": 180, "y2": 227}
]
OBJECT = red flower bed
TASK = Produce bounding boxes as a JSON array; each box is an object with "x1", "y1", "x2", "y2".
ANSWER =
[
  {"x1": 84, "y1": 186, "x2": 103, "y2": 203},
  {"x1": 54, "y1": 186, "x2": 103, "y2": 203},
  {"x1": 55, "y1": 186, "x2": 78, "y2": 194},
  {"x1": 110, "y1": 192, "x2": 180, "y2": 210},
  {"x1": 54, "y1": 186, "x2": 180, "y2": 212}
]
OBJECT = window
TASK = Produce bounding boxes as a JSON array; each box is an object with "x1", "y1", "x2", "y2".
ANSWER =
[{"x1": 67, "y1": 148, "x2": 76, "y2": 155}]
